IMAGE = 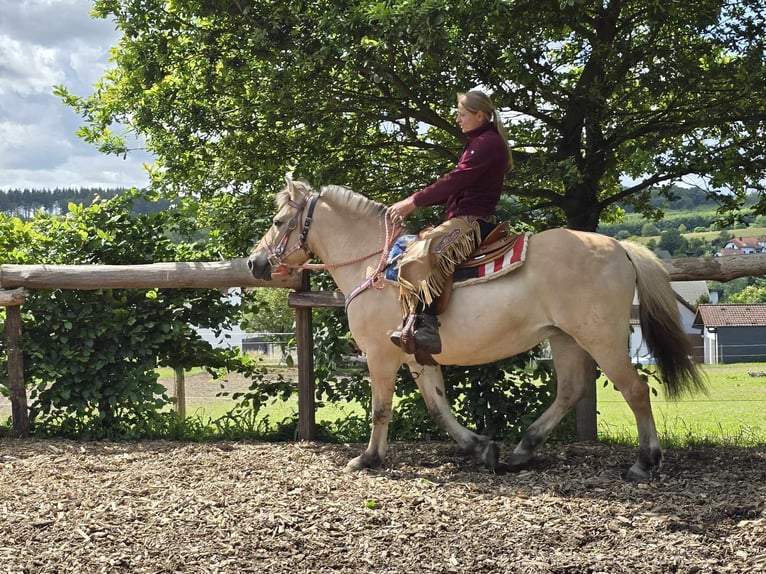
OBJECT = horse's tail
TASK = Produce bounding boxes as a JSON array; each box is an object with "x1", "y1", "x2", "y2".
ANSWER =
[{"x1": 621, "y1": 240, "x2": 707, "y2": 399}]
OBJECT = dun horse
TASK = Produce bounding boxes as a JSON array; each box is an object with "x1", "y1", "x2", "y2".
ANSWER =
[{"x1": 248, "y1": 179, "x2": 706, "y2": 480}]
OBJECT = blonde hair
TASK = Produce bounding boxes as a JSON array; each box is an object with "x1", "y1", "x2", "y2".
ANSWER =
[{"x1": 458, "y1": 90, "x2": 513, "y2": 169}]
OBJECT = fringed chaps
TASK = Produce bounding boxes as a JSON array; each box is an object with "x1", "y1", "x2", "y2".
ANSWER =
[{"x1": 396, "y1": 216, "x2": 483, "y2": 316}]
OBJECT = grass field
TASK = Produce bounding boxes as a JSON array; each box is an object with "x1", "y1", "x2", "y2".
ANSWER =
[
  {"x1": 168, "y1": 363, "x2": 766, "y2": 447},
  {"x1": 597, "y1": 363, "x2": 766, "y2": 446},
  {"x1": 631, "y1": 226, "x2": 766, "y2": 246}
]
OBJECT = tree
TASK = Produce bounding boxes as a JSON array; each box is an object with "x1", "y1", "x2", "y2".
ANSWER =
[
  {"x1": 728, "y1": 279, "x2": 766, "y2": 303},
  {"x1": 641, "y1": 222, "x2": 660, "y2": 237},
  {"x1": 241, "y1": 288, "x2": 293, "y2": 334},
  {"x1": 658, "y1": 228, "x2": 687, "y2": 255},
  {"x1": 58, "y1": 0, "x2": 766, "y2": 249}
]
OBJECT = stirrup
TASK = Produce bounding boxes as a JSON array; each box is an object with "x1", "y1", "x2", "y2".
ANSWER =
[{"x1": 390, "y1": 314, "x2": 418, "y2": 354}]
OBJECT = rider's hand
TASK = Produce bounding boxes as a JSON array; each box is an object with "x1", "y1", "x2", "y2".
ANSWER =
[{"x1": 387, "y1": 196, "x2": 417, "y2": 220}]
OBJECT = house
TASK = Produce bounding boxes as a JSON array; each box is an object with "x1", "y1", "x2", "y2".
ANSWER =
[
  {"x1": 629, "y1": 281, "x2": 710, "y2": 364},
  {"x1": 716, "y1": 236, "x2": 766, "y2": 256},
  {"x1": 693, "y1": 304, "x2": 766, "y2": 364}
]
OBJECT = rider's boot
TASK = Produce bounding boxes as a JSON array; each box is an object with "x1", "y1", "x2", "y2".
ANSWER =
[
  {"x1": 414, "y1": 312, "x2": 441, "y2": 354},
  {"x1": 390, "y1": 312, "x2": 441, "y2": 354}
]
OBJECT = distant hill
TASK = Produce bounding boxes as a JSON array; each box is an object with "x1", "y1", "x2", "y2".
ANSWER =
[
  {"x1": 599, "y1": 185, "x2": 761, "y2": 238},
  {"x1": 0, "y1": 188, "x2": 170, "y2": 219}
]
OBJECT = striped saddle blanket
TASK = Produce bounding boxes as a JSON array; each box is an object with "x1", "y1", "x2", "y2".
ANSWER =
[{"x1": 385, "y1": 226, "x2": 530, "y2": 288}]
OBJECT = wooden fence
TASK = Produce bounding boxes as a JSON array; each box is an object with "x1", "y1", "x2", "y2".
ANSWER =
[{"x1": 3, "y1": 252, "x2": 766, "y2": 442}]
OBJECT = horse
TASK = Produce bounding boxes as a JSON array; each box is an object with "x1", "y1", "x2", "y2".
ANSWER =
[{"x1": 247, "y1": 179, "x2": 706, "y2": 480}]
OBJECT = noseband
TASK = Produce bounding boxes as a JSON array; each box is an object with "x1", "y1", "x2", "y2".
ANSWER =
[{"x1": 262, "y1": 190, "x2": 321, "y2": 268}]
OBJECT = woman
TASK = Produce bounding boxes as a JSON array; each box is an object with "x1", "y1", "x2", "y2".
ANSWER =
[{"x1": 388, "y1": 90, "x2": 512, "y2": 358}]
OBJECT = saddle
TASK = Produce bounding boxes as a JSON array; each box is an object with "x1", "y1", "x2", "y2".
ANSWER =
[{"x1": 435, "y1": 221, "x2": 517, "y2": 313}]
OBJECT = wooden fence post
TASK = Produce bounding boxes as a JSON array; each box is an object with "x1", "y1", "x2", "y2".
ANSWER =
[
  {"x1": 174, "y1": 367, "x2": 186, "y2": 421},
  {"x1": 294, "y1": 271, "x2": 316, "y2": 441},
  {"x1": 574, "y1": 357, "x2": 598, "y2": 441},
  {"x1": 5, "y1": 304, "x2": 29, "y2": 437},
  {"x1": 289, "y1": 288, "x2": 345, "y2": 441}
]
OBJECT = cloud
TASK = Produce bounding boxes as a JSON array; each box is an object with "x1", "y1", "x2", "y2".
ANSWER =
[
  {"x1": 0, "y1": 0, "x2": 150, "y2": 190},
  {"x1": 0, "y1": 38, "x2": 64, "y2": 99},
  {"x1": 1, "y1": 0, "x2": 118, "y2": 47}
]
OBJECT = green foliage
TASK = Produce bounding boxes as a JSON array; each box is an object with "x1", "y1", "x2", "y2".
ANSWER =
[
  {"x1": 446, "y1": 358, "x2": 556, "y2": 441},
  {"x1": 386, "y1": 355, "x2": 559, "y2": 443},
  {"x1": 0, "y1": 187, "x2": 172, "y2": 220},
  {"x1": 240, "y1": 288, "x2": 293, "y2": 334},
  {"x1": 25, "y1": 289, "x2": 174, "y2": 438},
  {"x1": 599, "y1": 205, "x2": 728, "y2": 238},
  {"x1": 0, "y1": 192, "x2": 255, "y2": 439},
  {"x1": 728, "y1": 279, "x2": 766, "y2": 304},
  {"x1": 641, "y1": 222, "x2": 660, "y2": 237}
]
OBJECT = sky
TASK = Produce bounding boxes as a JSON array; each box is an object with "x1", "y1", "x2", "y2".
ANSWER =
[{"x1": 0, "y1": 0, "x2": 152, "y2": 191}]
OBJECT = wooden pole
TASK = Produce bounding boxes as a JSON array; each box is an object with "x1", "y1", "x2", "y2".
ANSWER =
[
  {"x1": 0, "y1": 288, "x2": 26, "y2": 306},
  {"x1": 0, "y1": 260, "x2": 302, "y2": 290},
  {"x1": 293, "y1": 271, "x2": 316, "y2": 441},
  {"x1": 174, "y1": 367, "x2": 186, "y2": 421},
  {"x1": 5, "y1": 305, "x2": 29, "y2": 437},
  {"x1": 663, "y1": 253, "x2": 766, "y2": 282},
  {"x1": 574, "y1": 357, "x2": 599, "y2": 442}
]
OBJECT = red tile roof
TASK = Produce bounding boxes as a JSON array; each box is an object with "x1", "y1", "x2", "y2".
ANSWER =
[{"x1": 694, "y1": 304, "x2": 766, "y2": 327}]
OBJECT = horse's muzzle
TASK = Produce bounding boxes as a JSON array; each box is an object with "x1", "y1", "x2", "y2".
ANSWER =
[{"x1": 247, "y1": 252, "x2": 272, "y2": 280}]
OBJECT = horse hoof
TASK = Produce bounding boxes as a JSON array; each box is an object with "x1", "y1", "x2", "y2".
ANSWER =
[
  {"x1": 345, "y1": 457, "x2": 367, "y2": 472},
  {"x1": 476, "y1": 440, "x2": 499, "y2": 469},
  {"x1": 623, "y1": 463, "x2": 653, "y2": 482},
  {"x1": 345, "y1": 452, "x2": 382, "y2": 472}
]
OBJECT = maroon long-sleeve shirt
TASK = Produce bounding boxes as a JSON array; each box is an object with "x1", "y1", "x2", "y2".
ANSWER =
[{"x1": 412, "y1": 123, "x2": 508, "y2": 219}]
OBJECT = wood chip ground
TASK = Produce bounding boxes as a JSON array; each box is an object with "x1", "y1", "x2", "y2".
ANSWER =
[{"x1": 1, "y1": 439, "x2": 764, "y2": 573}]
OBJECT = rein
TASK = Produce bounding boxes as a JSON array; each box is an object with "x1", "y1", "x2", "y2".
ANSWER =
[{"x1": 260, "y1": 189, "x2": 405, "y2": 307}]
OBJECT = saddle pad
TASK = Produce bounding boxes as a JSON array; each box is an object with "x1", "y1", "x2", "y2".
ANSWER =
[
  {"x1": 384, "y1": 232, "x2": 530, "y2": 286},
  {"x1": 452, "y1": 232, "x2": 530, "y2": 287}
]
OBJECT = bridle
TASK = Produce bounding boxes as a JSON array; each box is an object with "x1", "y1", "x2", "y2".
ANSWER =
[
  {"x1": 258, "y1": 187, "x2": 405, "y2": 307},
  {"x1": 261, "y1": 191, "x2": 319, "y2": 269}
]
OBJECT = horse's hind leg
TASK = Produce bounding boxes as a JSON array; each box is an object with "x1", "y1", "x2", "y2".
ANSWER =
[
  {"x1": 508, "y1": 332, "x2": 593, "y2": 470},
  {"x1": 592, "y1": 352, "x2": 661, "y2": 481},
  {"x1": 409, "y1": 362, "x2": 499, "y2": 469}
]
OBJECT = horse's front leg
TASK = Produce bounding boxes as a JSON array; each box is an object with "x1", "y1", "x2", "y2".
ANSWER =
[
  {"x1": 409, "y1": 362, "x2": 500, "y2": 469},
  {"x1": 345, "y1": 349, "x2": 401, "y2": 471}
]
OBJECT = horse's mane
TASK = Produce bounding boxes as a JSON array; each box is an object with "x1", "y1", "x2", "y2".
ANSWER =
[
  {"x1": 319, "y1": 184, "x2": 386, "y2": 218},
  {"x1": 276, "y1": 180, "x2": 386, "y2": 219}
]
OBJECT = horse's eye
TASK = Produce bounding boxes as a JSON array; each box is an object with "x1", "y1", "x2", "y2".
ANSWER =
[{"x1": 273, "y1": 219, "x2": 282, "y2": 228}]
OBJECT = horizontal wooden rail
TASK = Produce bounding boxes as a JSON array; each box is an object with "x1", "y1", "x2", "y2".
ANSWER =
[
  {"x1": 288, "y1": 290, "x2": 345, "y2": 308},
  {"x1": 0, "y1": 260, "x2": 302, "y2": 290},
  {"x1": 663, "y1": 253, "x2": 766, "y2": 282}
]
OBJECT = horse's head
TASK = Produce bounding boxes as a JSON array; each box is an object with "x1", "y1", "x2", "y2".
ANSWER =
[{"x1": 248, "y1": 178, "x2": 317, "y2": 280}]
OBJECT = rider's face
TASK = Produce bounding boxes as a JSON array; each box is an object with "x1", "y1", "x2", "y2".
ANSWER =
[{"x1": 456, "y1": 102, "x2": 485, "y2": 133}]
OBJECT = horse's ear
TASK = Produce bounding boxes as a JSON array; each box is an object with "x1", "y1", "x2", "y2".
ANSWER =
[{"x1": 284, "y1": 175, "x2": 297, "y2": 197}]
